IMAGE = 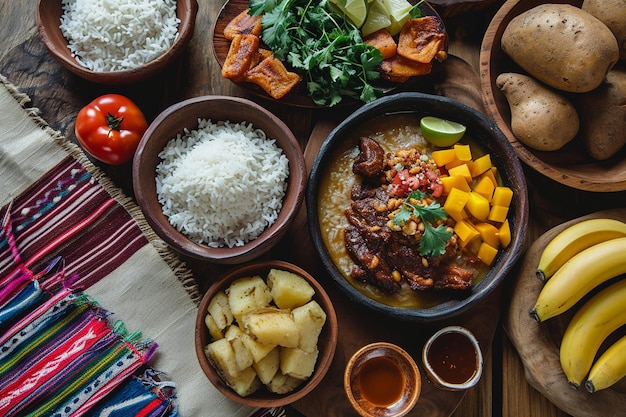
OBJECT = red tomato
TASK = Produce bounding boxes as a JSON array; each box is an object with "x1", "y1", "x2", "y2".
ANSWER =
[{"x1": 75, "y1": 94, "x2": 148, "y2": 165}]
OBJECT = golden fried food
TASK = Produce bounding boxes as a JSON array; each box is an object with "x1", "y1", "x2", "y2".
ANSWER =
[
  {"x1": 224, "y1": 9, "x2": 263, "y2": 40},
  {"x1": 397, "y1": 16, "x2": 447, "y2": 64}
]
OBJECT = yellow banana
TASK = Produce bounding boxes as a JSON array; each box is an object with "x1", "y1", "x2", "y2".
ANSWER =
[
  {"x1": 536, "y1": 218, "x2": 626, "y2": 281},
  {"x1": 559, "y1": 278, "x2": 626, "y2": 389},
  {"x1": 531, "y1": 236, "x2": 626, "y2": 322},
  {"x1": 584, "y1": 334, "x2": 626, "y2": 393}
]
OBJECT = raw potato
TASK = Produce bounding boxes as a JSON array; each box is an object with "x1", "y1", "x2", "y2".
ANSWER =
[
  {"x1": 582, "y1": 0, "x2": 626, "y2": 60},
  {"x1": 576, "y1": 67, "x2": 626, "y2": 160},
  {"x1": 496, "y1": 72, "x2": 579, "y2": 151},
  {"x1": 501, "y1": 4, "x2": 619, "y2": 92}
]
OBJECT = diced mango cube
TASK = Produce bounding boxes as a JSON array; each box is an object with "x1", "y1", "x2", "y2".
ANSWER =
[
  {"x1": 466, "y1": 191, "x2": 490, "y2": 221},
  {"x1": 470, "y1": 154, "x2": 492, "y2": 177},
  {"x1": 445, "y1": 158, "x2": 465, "y2": 170},
  {"x1": 499, "y1": 219, "x2": 511, "y2": 248},
  {"x1": 432, "y1": 149, "x2": 457, "y2": 167},
  {"x1": 492, "y1": 186, "x2": 513, "y2": 207},
  {"x1": 454, "y1": 143, "x2": 472, "y2": 161},
  {"x1": 443, "y1": 188, "x2": 469, "y2": 222},
  {"x1": 481, "y1": 167, "x2": 498, "y2": 188},
  {"x1": 447, "y1": 164, "x2": 472, "y2": 183},
  {"x1": 473, "y1": 176, "x2": 495, "y2": 201},
  {"x1": 454, "y1": 220, "x2": 479, "y2": 247},
  {"x1": 441, "y1": 175, "x2": 470, "y2": 194},
  {"x1": 488, "y1": 204, "x2": 509, "y2": 223},
  {"x1": 477, "y1": 242, "x2": 499, "y2": 266},
  {"x1": 475, "y1": 222, "x2": 500, "y2": 248}
]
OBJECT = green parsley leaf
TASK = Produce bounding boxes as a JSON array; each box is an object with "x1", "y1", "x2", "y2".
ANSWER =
[
  {"x1": 409, "y1": 0, "x2": 425, "y2": 18},
  {"x1": 392, "y1": 190, "x2": 453, "y2": 257}
]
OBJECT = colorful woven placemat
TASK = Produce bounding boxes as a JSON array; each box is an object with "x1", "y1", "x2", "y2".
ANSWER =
[{"x1": 0, "y1": 74, "x2": 261, "y2": 416}]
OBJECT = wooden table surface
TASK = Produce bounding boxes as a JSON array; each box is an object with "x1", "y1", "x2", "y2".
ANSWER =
[{"x1": 2, "y1": 1, "x2": 625, "y2": 416}]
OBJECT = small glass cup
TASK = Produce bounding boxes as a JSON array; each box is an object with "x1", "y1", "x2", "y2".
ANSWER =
[
  {"x1": 422, "y1": 325, "x2": 483, "y2": 391},
  {"x1": 344, "y1": 342, "x2": 421, "y2": 417}
]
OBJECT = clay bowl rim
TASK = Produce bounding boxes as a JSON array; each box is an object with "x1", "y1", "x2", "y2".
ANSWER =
[
  {"x1": 36, "y1": 0, "x2": 198, "y2": 85},
  {"x1": 344, "y1": 341, "x2": 421, "y2": 417},
  {"x1": 306, "y1": 92, "x2": 529, "y2": 323},
  {"x1": 422, "y1": 325, "x2": 484, "y2": 391},
  {"x1": 479, "y1": 0, "x2": 626, "y2": 192},
  {"x1": 132, "y1": 95, "x2": 307, "y2": 264},
  {"x1": 194, "y1": 259, "x2": 339, "y2": 408}
]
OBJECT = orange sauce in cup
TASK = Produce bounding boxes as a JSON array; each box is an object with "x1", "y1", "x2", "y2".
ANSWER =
[
  {"x1": 426, "y1": 331, "x2": 477, "y2": 384},
  {"x1": 358, "y1": 356, "x2": 405, "y2": 407}
]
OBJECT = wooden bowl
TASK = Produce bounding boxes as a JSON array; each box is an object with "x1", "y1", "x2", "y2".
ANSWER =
[
  {"x1": 344, "y1": 342, "x2": 421, "y2": 417},
  {"x1": 194, "y1": 260, "x2": 338, "y2": 408},
  {"x1": 132, "y1": 95, "x2": 306, "y2": 264},
  {"x1": 480, "y1": 0, "x2": 626, "y2": 192},
  {"x1": 306, "y1": 92, "x2": 528, "y2": 323},
  {"x1": 36, "y1": 0, "x2": 198, "y2": 84}
]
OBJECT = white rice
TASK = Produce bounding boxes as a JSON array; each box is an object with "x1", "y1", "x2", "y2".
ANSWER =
[
  {"x1": 155, "y1": 119, "x2": 290, "y2": 248},
  {"x1": 59, "y1": 0, "x2": 180, "y2": 72}
]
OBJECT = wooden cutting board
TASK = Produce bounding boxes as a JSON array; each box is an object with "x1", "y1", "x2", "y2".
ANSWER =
[{"x1": 505, "y1": 208, "x2": 626, "y2": 417}]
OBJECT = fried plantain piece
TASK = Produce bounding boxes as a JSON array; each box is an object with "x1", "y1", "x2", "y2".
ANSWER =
[
  {"x1": 397, "y1": 16, "x2": 447, "y2": 64},
  {"x1": 245, "y1": 53, "x2": 301, "y2": 99},
  {"x1": 224, "y1": 9, "x2": 263, "y2": 40},
  {"x1": 380, "y1": 54, "x2": 432, "y2": 82},
  {"x1": 363, "y1": 28, "x2": 397, "y2": 60},
  {"x1": 222, "y1": 34, "x2": 260, "y2": 82}
]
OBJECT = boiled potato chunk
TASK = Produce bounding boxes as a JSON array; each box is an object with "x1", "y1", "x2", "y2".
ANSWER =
[
  {"x1": 205, "y1": 314, "x2": 225, "y2": 341},
  {"x1": 280, "y1": 347, "x2": 319, "y2": 380},
  {"x1": 241, "y1": 307, "x2": 300, "y2": 348},
  {"x1": 292, "y1": 300, "x2": 327, "y2": 353},
  {"x1": 267, "y1": 371, "x2": 304, "y2": 394},
  {"x1": 267, "y1": 268, "x2": 315, "y2": 309},
  {"x1": 224, "y1": 325, "x2": 254, "y2": 372},
  {"x1": 252, "y1": 346, "x2": 280, "y2": 385},
  {"x1": 207, "y1": 291, "x2": 233, "y2": 331},
  {"x1": 226, "y1": 366, "x2": 263, "y2": 397},
  {"x1": 228, "y1": 276, "x2": 272, "y2": 322},
  {"x1": 205, "y1": 337, "x2": 241, "y2": 378}
]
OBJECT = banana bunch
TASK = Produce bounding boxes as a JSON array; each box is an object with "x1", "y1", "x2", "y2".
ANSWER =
[{"x1": 531, "y1": 217, "x2": 626, "y2": 392}]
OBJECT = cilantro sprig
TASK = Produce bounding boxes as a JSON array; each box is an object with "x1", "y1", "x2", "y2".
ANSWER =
[
  {"x1": 392, "y1": 190, "x2": 453, "y2": 257},
  {"x1": 248, "y1": 0, "x2": 383, "y2": 106}
]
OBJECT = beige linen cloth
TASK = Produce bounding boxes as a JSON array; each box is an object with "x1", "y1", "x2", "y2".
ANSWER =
[{"x1": 0, "y1": 74, "x2": 257, "y2": 417}]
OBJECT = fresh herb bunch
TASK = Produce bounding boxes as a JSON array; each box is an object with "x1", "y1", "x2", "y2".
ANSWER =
[
  {"x1": 248, "y1": 0, "x2": 384, "y2": 106},
  {"x1": 392, "y1": 190, "x2": 453, "y2": 257}
]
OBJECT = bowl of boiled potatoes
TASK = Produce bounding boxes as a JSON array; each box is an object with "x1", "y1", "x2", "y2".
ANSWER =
[{"x1": 194, "y1": 260, "x2": 338, "y2": 407}]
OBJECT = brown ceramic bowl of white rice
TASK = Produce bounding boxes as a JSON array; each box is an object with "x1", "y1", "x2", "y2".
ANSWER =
[
  {"x1": 132, "y1": 95, "x2": 307, "y2": 264},
  {"x1": 37, "y1": 0, "x2": 198, "y2": 84}
]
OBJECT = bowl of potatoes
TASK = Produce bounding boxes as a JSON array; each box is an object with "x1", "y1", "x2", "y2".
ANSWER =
[
  {"x1": 480, "y1": 0, "x2": 626, "y2": 192},
  {"x1": 195, "y1": 260, "x2": 338, "y2": 407}
]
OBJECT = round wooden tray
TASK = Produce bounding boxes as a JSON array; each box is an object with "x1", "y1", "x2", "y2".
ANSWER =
[
  {"x1": 479, "y1": 0, "x2": 626, "y2": 192},
  {"x1": 505, "y1": 208, "x2": 626, "y2": 417}
]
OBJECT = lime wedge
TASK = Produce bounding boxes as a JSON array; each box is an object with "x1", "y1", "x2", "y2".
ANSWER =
[
  {"x1": 420, "y1": 116, "x2": 467, "y2": 147},
  {"x1": 362, "y1": 1, "x2": 392, "y2": 36},
  {"x1": 382, "y1": 0, "x2": 412, "y2": 21},
  {"x1": 343, "y1": 0, "x2": 368, "y2": 27}
]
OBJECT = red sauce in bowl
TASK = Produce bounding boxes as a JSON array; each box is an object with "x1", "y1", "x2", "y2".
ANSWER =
[{"x1": 426, "y1": 331, "x2": 478, "y2": 384}]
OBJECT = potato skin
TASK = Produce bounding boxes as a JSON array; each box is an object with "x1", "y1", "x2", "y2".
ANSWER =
[
  {"x1": 582, "y1": 0, "x2": 626, "y2": 60},
  {"x1": 576, "y1": 67, "x2": 626, "y2": 160},
  {"x1": 501, "y1": 4, "x2": 619, "y2": 93},
  {"x1": 496, "y1": 72, "x2": 579, "y2": 151}
]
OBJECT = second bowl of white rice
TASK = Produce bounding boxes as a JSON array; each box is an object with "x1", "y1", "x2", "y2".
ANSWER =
[{"x1": 133, "y1": 95, "x2": 307, "y2": 264}]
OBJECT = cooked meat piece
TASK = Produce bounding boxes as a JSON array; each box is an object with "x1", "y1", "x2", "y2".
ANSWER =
[
  {"x1": 380, "y1": 54, "x2": 432, "y2": 82},
  {"x1": 245, "y1": 53, "x2": 301, "y2": 99},
  {"x1": 397, "y1": 16, "x2": 447, "y2": 64},
  {"x1": 222, "y1": 34, "x2": 260, "y2": 82},
  {"x1": 353, "y1": 137, "x2": 386, "y2": 177},
  {"x1": 224, "y1": 9, "x2": 263, "y2": 40},
  {"x1": 431, "y1": 265, "x2": 474, "y2": 290}
]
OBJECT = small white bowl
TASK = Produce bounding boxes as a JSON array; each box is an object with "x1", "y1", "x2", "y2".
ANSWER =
[{"x1": 422, "y1": 326, "x2": 483, "y2": 391}]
